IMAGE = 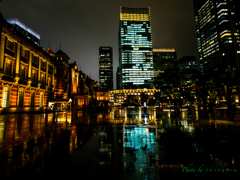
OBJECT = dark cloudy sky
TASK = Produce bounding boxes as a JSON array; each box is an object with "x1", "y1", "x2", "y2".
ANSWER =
[{"x1": 0, "y1": 0, "x2": 198, "y2": 89}]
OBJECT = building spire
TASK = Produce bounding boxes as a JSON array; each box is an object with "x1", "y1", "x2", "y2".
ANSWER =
[
  {"x1": 48, "y1": 40, "x2": 50, "y2": 48},
  {"x1": 60, "y1": 44, "x2": 61, "y2": 50}
]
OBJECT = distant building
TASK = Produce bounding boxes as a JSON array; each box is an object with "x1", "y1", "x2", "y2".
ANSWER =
[
  {"x1": 54, "y1": 50, "x2": 70, "y2": 100},
  {"x1": 86, "y1": 75, "x2": 98, "y2": 101},
  {"x1": 6, "y1": 18, "x2": 40, "y2": 46},
  {"x1": 119, "y1": 7, "x2": 153, "y2": 89},
  {"x1": 47, "y1": 49, "x2": 71, "y2": 110},
  {"x1": 96, "y1": 90, "x2": 110, "y2": 101},
  {"x1": 68, "y1": 61, "x2": 79, "y2": 108},
  {"x1": 176, "y1": 56, "x2": 199, "y2": 85},
  {"x1": 110, "y1": 88, "x2": 160, "y2": 105},
  {"x1": 193, "y1": 0, "x2": 240, "y2": 75},
  {"x1": 153, "y1": 48, "x2": 177, "y2": 77},
  {"x1": 78, "y1": 70, "x2": 89, "y2": 106},
  {"x1": 177, "y1": 56, "x2": 198, "y2": 71},
  {"x1": 99, "y1": 46, "x2": 113, "y2": 90}
]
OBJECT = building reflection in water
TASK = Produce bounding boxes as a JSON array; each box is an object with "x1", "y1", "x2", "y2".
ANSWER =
[
  {"x1": 0, "y1": 112, "x2": 78, "y2": 179},
  {"x1": 123, "y1": 126, "x2": 158, "y2": 174},
  {"x1": 0, "y1": 107, "x2": 238, "y2": 179},
  {"x1": 98, "y1": 128, "x2": 113, "y2": 167}
]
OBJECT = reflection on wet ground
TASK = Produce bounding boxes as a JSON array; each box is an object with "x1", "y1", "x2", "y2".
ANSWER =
[{"x1": 0, "y1": 107, "x2": 239, "y2": 180}]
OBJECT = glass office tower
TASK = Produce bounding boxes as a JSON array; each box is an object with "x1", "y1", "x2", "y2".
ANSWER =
[
  {"x1": 119, "y1": 7, "x2": 153, "y2": 89},
  {"x1": 99, "y1": 46, "x2": 113, "y2": 90},
  {"x1": 193, "y1": 0, "x2": 240, "y2": 75}
]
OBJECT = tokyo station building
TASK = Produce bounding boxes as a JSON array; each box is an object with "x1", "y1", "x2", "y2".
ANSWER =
[
  {"x1": 0, "y1": 14, "x2": 100, "y2": 112},
  {"x1": 0, "y1": 16, "x2": 58, "y2": 112}
]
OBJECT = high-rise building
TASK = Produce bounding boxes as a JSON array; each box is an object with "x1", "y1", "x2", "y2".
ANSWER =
[
  {"x1": 119, "y1": 7, "x2": 153, "y2": 89},
  {"x1": 153, "y1": 48, "x2": 177, "y2": 77},
  {"x1": 99, "y1": 46, "x2": 113, "y2": 90},
  {"x1": 193, "y1": 0, "x2": 240, "y2": 75}
]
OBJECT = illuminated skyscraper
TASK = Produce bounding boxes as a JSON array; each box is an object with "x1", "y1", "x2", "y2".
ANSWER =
[
  {"x1": 119, "y1": 7, "x2": 153, "y2": 89},
  {"x1": 99, "y1": 46, "x2": 113, "y2": 90},
  {"x1": 193, "y1": 0, "x2": 240, "y2": 75}
]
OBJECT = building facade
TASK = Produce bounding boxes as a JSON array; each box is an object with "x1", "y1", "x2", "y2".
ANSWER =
[
  {"x1": 193, "y1": 0, "x2": 240, "y2": 75},
  {"x1": 119, "y1": 7, "x2": 153, "y2": 89},
  {"x1": 110, "y1": 88, "x2": 160, "y2": 105},
  {"x1": 99, "y1": 46, "x2": 113, "y2": 90},
  {"x1": 0, "y1": 15, "x2": 56, "y2": 112},
  {"x1": 78, "y1": 70, "x2": 89, "y2": 107},
  {"x1": 96, "y1": 90, "x2": 110, "y2": 101},
  {"x1": 153, "y1": 48, "x2": 177, "y2": 78}
]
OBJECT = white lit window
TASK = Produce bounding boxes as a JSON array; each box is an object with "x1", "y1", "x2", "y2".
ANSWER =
[{"x1": 2, "y1": 87, "x2": 9, "y2": 108}]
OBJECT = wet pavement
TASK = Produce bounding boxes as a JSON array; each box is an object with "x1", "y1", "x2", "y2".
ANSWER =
[{"x1": 0, "y1": 107, "x2": 239, "y2": 180}]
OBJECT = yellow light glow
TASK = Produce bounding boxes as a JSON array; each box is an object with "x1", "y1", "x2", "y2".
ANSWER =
[
  {"x1": 209, "y1": 40, "x2": 214, "y2": 45},
  {"x1": 221, "y1": 33, "x2": 232, "y2": 38},
  {"x1": 153, "y1": 48, "x2": 176, "y2": 52},
  {"x1": 120, "y1": 13, "x2": 149, "y2": 21}
]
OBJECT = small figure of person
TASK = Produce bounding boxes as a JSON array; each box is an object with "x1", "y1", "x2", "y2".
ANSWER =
[
  {"x1": 208, "y1": 101, "x2": 215, "y2": 119},
  {"x1": 173, "y1": 102, "x2": 181, "y2": 122}
]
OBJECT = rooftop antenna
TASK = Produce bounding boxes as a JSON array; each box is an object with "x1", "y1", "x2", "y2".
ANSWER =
[
  {"x1": 90, "y1": 72, "x2": 91, "y2": 78},
  {"x1": 60, "y1": 44, "x2": 61, "y2": 50},
  {"x1": 48, "y1": 40, "x2": 50, "y2": 48}
]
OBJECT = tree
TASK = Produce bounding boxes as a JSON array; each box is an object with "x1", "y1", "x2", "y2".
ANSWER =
[
  {"x1": 127, "y1": 95, "x2": 138, "y2": 105},
  {"x1": 209, "y1": 69, "x2": 240, "y2": 121}
]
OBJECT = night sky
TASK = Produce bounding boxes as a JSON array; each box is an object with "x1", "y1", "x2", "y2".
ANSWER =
[{"x1": 0, "y1": 0, "x2": 198, "y2": 89}]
